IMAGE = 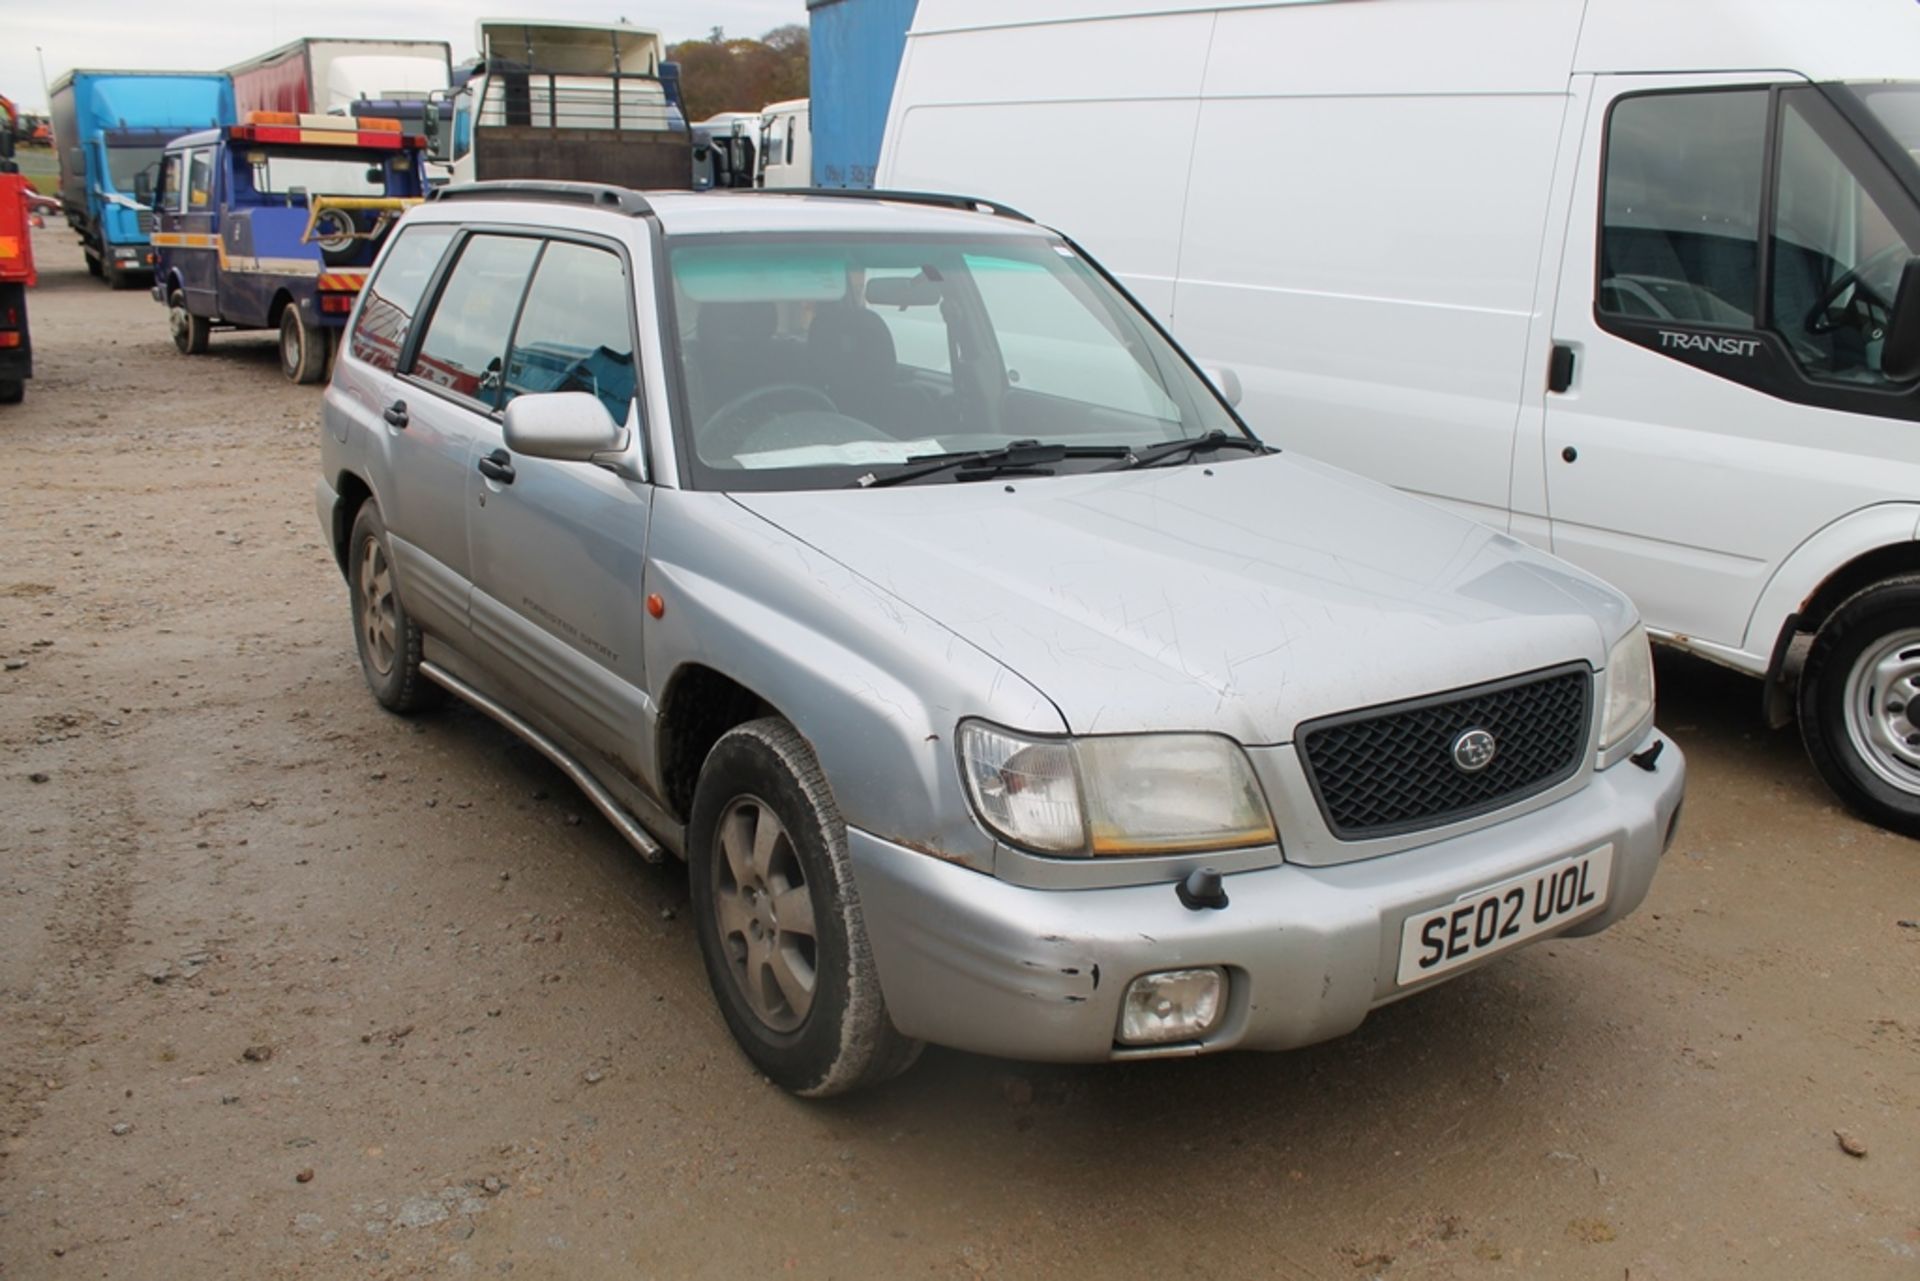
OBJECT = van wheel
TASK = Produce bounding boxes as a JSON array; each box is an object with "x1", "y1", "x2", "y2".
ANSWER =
[
  {"x1": 688, "y1": 718, "x2": 922, "y2": 1097},
  {"x1": 280, "y1": 306, "x2": 327, "y2": 384},
  {"x1": 169, "y1": 289, "x2": 210, "y2": 355},
  {"x1": 0, "y1": 379, "x2": 23, "y2": 405},
  {"x1": 346, "y1": 501, "x2": 441, "y2": 714},
  {"x1": 1799, "y1": 575, "x2": 1920, "y2": 836}
]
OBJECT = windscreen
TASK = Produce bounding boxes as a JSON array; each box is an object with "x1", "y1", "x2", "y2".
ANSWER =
[
  {"x1": 1852, "y1": 83, "x2": 1920, "y2": 170},
  {"x1": 106, "y1": 145, "x2": 164, "y2": 195},
  {"x1": 247, "y1": 149, "x2": 394, "y2": 198},
  {"x1": 665, "y1": 233, "x2": 1241, "y2": 491}
]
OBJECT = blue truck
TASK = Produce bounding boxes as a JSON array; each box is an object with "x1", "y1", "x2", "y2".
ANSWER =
[
  {"x1": 151, "y1": 112, "x2": 427, "y2": 382},
  {"x1": 806, "y1": 0, "x2": 919, "y2": 189},
  {"x1": 49, "y1": 70, "x2": 235, "y2": 288}
]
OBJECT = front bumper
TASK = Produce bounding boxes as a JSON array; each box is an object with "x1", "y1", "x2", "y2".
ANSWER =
[{"x1": 849, "y1": 732, "x2": 1684, "y2": 1063}]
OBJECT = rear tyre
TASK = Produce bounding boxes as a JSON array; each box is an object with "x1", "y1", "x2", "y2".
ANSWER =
[
  {"x1": 346, "y1": 501, "x2": 442, "y2": 714},
  {"x1": 0, "y1": 379, "x2": 23, "y2": 405},
  {"x1": 168, "y1": 289, "x2": 210, "y2": 355},
  {"x1": 280, "y1": 305, "x2": 327, "y2": 384},
  {"x1": 689, "y1": 718, "x2": 922, "y2": 1097},
  {"x1": 1799, "y1": 575, "x2": 1920, "y2": 837}
]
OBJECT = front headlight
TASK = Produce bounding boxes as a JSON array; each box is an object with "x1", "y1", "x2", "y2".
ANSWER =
[
  {"x1": 1599, "y1": 623, "x2": 1655, "y2": 750},
  {"x1": 957, "y1": 721, "x2": 1276, "y2": 856}
]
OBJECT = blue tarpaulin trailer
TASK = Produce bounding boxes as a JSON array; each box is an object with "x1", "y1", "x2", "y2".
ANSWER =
[{"x1": 806, "y1": 0, "x2": 919, "y2": 189}]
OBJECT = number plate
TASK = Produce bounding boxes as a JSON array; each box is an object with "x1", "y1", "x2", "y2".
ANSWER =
[{"x1": 1396, "y1": 845, "x2": 1614, "y2": 987}]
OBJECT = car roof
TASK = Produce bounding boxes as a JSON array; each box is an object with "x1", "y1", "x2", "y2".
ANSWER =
[{"x1": 406, "y1": 185, "x2": 1050, "y2": 241}]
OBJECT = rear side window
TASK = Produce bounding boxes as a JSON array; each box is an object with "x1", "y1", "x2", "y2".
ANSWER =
[
  {"x1": 409, "y1": 235, "x2": 541, "y2": 407},
  {"x1": 348, "y1": 224, "x2": 455, "y2": 373},
  {"x1": 1599, "y1": 90, "x2": 1769, "y2": 326},
  {"x1": 502, "y1": 241, "x2": 638, "y2": 425}
]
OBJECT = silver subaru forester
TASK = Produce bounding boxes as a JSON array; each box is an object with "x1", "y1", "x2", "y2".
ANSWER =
[{"x1": 316, "y1": 181, "x2": 1685, "y2": 1096}]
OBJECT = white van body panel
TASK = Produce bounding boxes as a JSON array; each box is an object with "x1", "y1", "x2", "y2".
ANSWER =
[
  {"x1": 760, "y1": 99, "x2": 813, "y2": 189},
  {"x1": 879, "y1": 0, "x2": 1920, "y2": 683}
]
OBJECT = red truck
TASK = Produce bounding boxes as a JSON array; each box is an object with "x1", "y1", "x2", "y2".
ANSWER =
[
  {"x1": 0, "y1": 93, "x2": 36, "y2": 405},
  {"x1": 229, "y1": 38, "x2": 452, "y2": 119}
]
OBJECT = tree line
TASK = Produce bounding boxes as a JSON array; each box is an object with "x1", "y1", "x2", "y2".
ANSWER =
[{"x1": 669, "y1": 25, "x2": 809, "y2": 124}]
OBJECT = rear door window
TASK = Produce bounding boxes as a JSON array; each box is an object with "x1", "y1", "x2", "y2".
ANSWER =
[
  {"x1": 501, "y1": 240, "x2": 638, "y2": 425},
  {"x1": 348, "y1": 224, "x2": 456, "y2": 373},
  {"x1": 408, "y1": 234, "x2": 542, "y2": 408}
]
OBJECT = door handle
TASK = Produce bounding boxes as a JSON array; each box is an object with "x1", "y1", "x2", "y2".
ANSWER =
[
  {"x1": 1548, "y1": 343, "x2": 1576, "y2": 394},
  {"x1": 382, "y1": 400, "x2": 409, "y2": 429},
  {"x1": 476, "y1": 448, "x2": 516, "y2": 484}
]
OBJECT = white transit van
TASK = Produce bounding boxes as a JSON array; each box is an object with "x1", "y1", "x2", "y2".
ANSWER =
[{"x1": 879, "y1": 0, "x2": 1920, "y2": 835}]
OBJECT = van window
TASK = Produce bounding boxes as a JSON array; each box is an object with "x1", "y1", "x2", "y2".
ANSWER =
[
  {"x1": 502, "y1": 240, "x2": 638, "y2": 425},
  {"x1": 348, "y1": 224, "x2": 456, "y2": 373},
  {"x1": 1770, "y1": 91, "x2": 1917, "y2": 385},
  {"x1": 186, "y1": 148, "x2": 214, "y2": 209},
  {"x1": 1600, "y1": 90, "x2": 1768, "y2": 327},
  {"x1": 409, "y1": 234, "x2": 542, "y2": 407}
]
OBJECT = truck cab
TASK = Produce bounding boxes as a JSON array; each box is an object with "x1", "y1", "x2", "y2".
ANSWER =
[
  {"x1": 151, "y1": 112, "x2": 426, "y2": 383},
  {"x1": 0, "y1": 93, "x2": 36, "y2": 404}
]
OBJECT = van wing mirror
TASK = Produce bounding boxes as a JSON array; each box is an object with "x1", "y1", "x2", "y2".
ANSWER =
[
  {"x1": 1207, "y1": 365, "x2": 1244, "y2": 408},
  {"x1": 503, "y1": 392, "x2": 640, "y2": 478},
  {"x1": 1881, "y1": 257, "x2": 1920, "y2": 383}
]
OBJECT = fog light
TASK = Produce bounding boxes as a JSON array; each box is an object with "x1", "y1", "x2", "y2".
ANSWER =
[{"x1": 1118, "y1": 967, "x2": 1226, "y2": 1045}]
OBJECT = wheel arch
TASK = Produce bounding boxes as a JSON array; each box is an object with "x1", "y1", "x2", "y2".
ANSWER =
[
  {"x1": 328, "y1": 470, "x2": 375, "y2": 577},
  {"x1": 1749, "y1": 504, "x2": 1920, "y2": 725},
  {"x1": 268, "y1": 288, "x2": 298, "y2": 330},
  {"x1": 655, "y1": 663, "x2": 781, "y2": 824}
]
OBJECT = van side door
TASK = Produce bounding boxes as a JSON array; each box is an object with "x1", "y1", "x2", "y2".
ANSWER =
[
  {"x1": 1543, "y1": 75, "x2": 1920, "y2": 660},
  {"x1": 464, "y1": 234, "x2": 657, "y2": 781},
  {"x1": 176, "y1": 146, "x2": 220, "y2": 314}
]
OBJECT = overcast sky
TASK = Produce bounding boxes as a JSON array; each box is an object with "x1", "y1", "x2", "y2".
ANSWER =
[{"x1": 3, "y1": 0, "x2": 808, "y2": 113}]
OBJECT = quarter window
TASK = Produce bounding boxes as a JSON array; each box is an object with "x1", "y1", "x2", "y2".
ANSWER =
[
  {"x1": 1769, "y1": 90, "x2": 1917, "y2": 385},
  {"x1": 159, "y1": 153, "x2": 184, "y2": 214},
  {"x1": 502, "y1": 241, "x2": 638, "y2": 425},
  {"x1": 1600, "y1": 90, "x2": 1769, "y2": 327},
  {"x1": 409, "y1": 235, "x2": 541, "y2": 407},
  {"x1": 348, "y1": 224, "x2": 455, "y2": 373}
]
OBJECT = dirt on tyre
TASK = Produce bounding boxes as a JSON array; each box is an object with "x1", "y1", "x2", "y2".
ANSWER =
[
  {"x1": 347, "y1": 501, "x2": 441, "y2": 714},
  {"x1": 689, "y1": 718, "x2": 922, "y2": 1097},
  {"x1": 280, "y1": 305, "x2": 327, "y2": 384},
  {"x1": 1799, "y1": 574, "x2": 1920, "y2": 837},
  {"x1": 169, "y1": 289, "x2": 210, "y2": 355}
]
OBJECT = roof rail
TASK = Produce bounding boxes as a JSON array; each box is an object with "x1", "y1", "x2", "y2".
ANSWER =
[
  {"x1": 776, "y1": 188, "x2": 1035, "y2": 224},
  {"x1": 426, "y1": 180, "x2": 654, "y2": 218}
]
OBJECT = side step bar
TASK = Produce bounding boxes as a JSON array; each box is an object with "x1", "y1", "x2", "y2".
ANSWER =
[{"x1": 421, "y1": 660, "x2": 665, "y2": 863}]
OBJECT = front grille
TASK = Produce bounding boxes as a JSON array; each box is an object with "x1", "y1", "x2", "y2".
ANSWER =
[
  {"x1": 136, "y1": 210, "x2": 154, "y2": 235},
  {"x1": 1299, "y1": 665, "x2": 1592, "y2": 839}
]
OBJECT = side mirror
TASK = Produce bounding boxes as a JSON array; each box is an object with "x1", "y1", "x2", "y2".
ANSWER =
[
  {"x1": 1881, "y1": 257, "x2": 1920, "y2": 383},
  {"x1": 1207, "y1": 365, "x2": 1244, "y2": 408},
  {"x1": 503, "y1": 392, "x2": 639, "y2": 478}
]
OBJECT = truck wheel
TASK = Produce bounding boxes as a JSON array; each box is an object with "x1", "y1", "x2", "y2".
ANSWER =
[
  {"x1": 85, "y1": 253, "x2": 103, "y2": 279},
  {"x1": 1799, "y1": 575, "x2": 1920, "y2": 836},
  {"x1": 279, "y1": 306, "x2": 327, "y2": 384},
  {"x1": 168, "y1": 289, "x2": 210, "y2": 355},
  {"x1": 346, "y1": 501, "x2": 441, "y2": 714},
  {"x1": 0, "y1": 379, "x2": 23, "y2": 405},
  {"x1": 688, "y1": 718, "x2": 922, "y2": 1097}
]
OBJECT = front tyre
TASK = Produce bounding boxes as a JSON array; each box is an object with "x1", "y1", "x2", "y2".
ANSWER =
[
  {"x1": 169, "y1": 289, "x2": 209, "y2": 355},
  {"x1": 280, "y1": 304, "x2": 327, "y2": 384},
  {"x1": 346, "y1": 501, "x2": 441, "y2": 714},
  {"x1": 689, "y1": 719, "x2": 922, "y2": 1097},
  {"x1": 1799, "y1": 575, "x2": 1920, "y2": 836}
]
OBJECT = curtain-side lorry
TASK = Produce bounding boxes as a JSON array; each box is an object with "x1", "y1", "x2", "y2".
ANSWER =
[{"x1": 48, "y1": 70, "x2": 234, "y2": 288}]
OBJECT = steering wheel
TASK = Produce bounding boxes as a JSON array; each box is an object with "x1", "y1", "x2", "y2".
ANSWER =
[
  {"x1": 1805, "y1": 242, "x2": 1908, "y2": 336},
  {"x1": 700, "y1": 383, "x2": 838, "y2": 458}
]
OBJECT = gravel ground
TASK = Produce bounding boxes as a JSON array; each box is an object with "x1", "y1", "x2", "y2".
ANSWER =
[{"x1": 2, "y1": 227, "x2": 1917, "y2": 1279}]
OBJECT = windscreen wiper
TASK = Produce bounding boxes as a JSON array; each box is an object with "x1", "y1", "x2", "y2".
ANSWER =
[
  {"x1": 853, "y1": 439, "x2": 1130, "y2": 488},
  {"x1": 1109, "y1": 430, "x2": 1275, "y2": 471}
]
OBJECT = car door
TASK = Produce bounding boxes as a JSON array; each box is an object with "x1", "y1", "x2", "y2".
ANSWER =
[
  {"x1": 1542, "y1": 76, "x2": 1920, "y2": 656},
  {"x1": 464, "y1": 234, "x2": 656, "y2": 776},
  {"x1": 378, "y1": 228, "x2": 539, "y2": 636},
  {"x1": 177, "y1": 146, "x2": 220, "y2": 313}
]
